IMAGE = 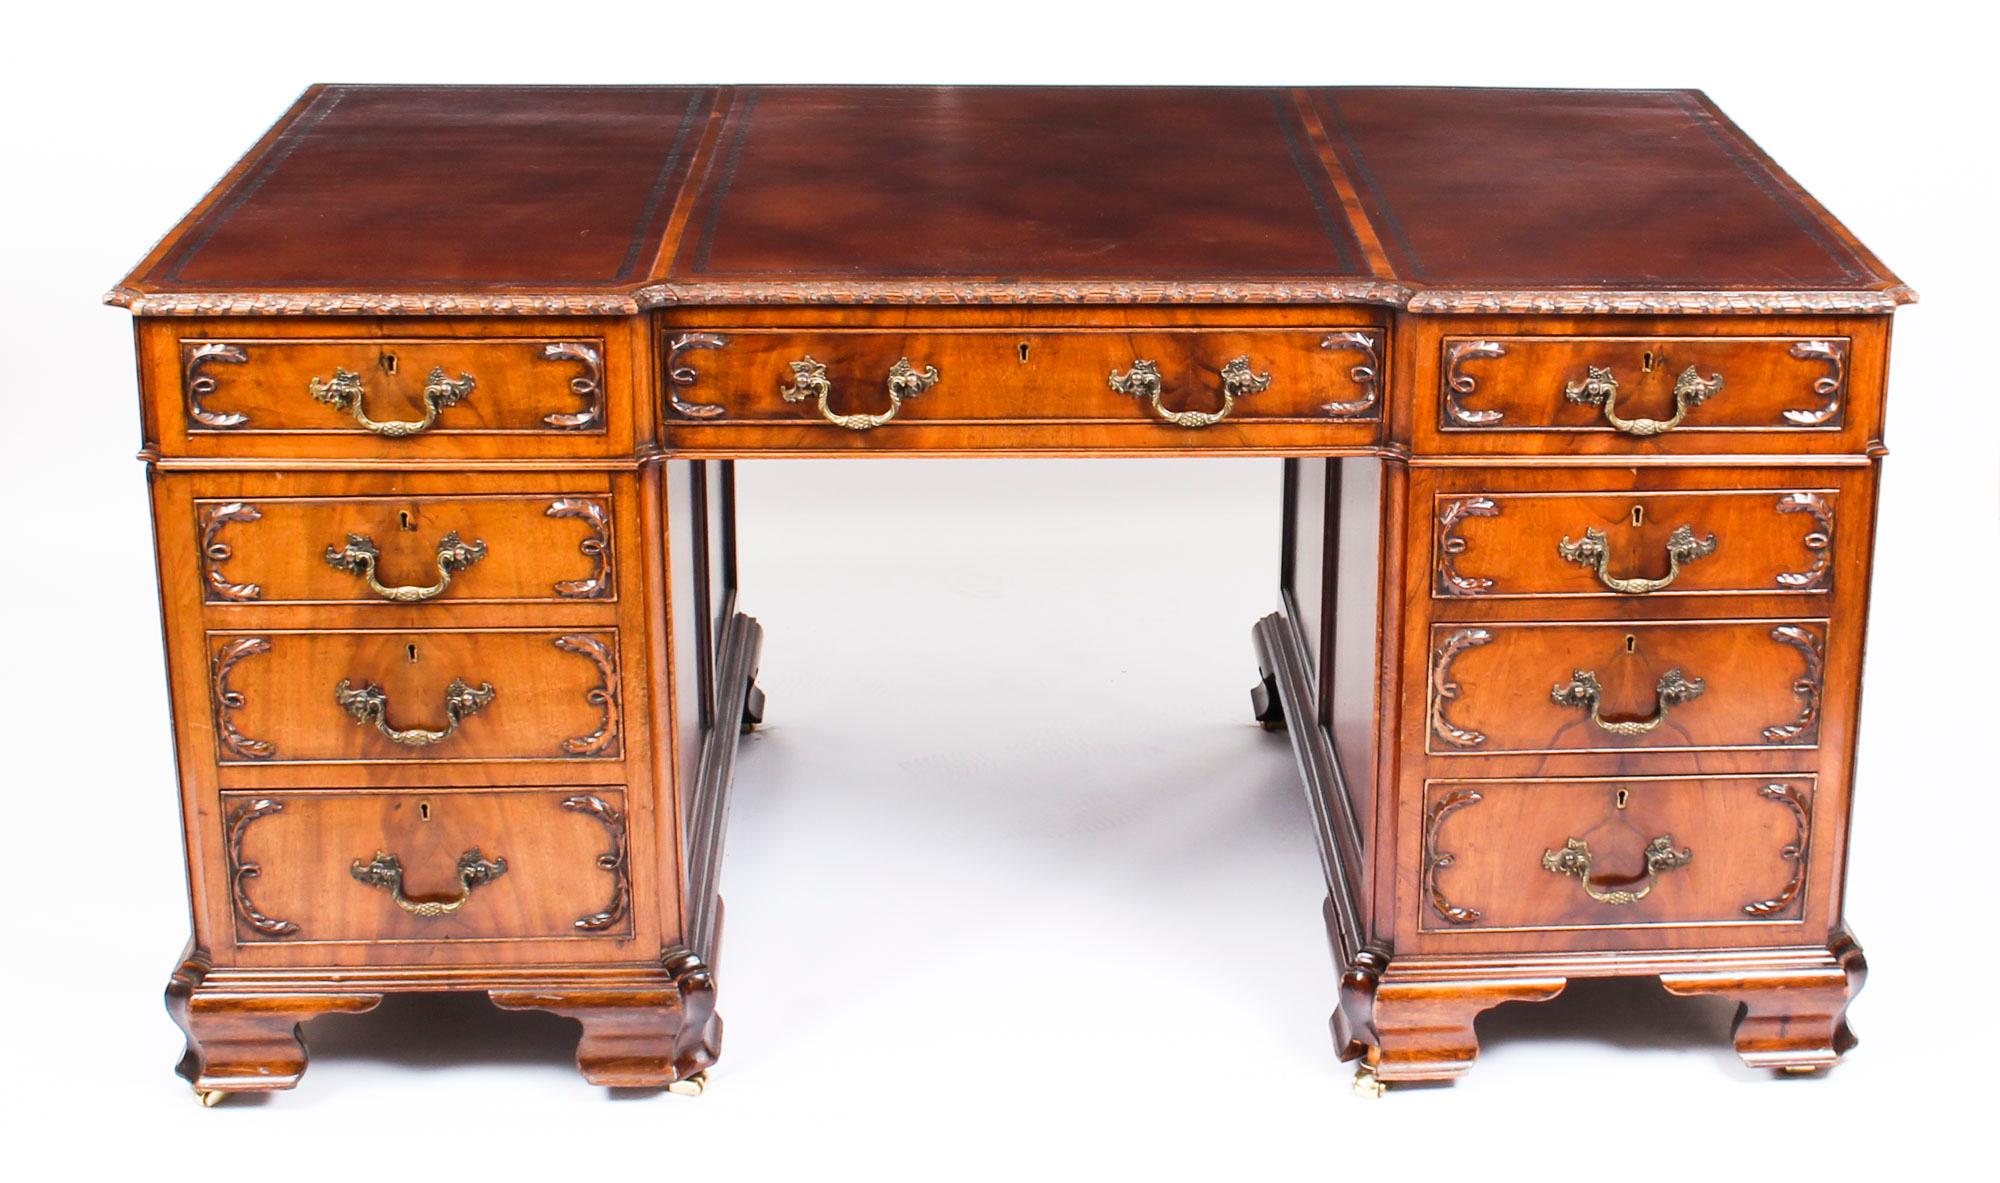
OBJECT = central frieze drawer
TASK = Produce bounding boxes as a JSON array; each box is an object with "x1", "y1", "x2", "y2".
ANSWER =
[
  {"x1": 207, "y1": 628, "x2": 624, "y2": 764},
  {"x1": 1427, "y1": 619, "x2": 1826, "y2": 755},
  {"x1": 661, "y1": 327, "x2": 1385, "y2": 430},
  {"x1": 220, "y1": 788, "x2": 637, "y2": 944}
]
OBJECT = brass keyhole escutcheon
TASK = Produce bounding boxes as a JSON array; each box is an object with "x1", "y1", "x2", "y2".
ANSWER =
[
  {"x1": 1642, "y1": 350, "x2": 1656, "y2": 373},
  {"x1": 1018, "y1": 342, "x2": 1031, "y2": 364},
  {"x1": 419, "y1": 801, "x2": 431, "y2": 821},
  {"x1": 407, "y1": 642, "x2": 419, "y2": 663},
  {"x1": 399, "y1": 510, "x2": 415, "y2": 532},
  {"x1": 1625, "y1": 634, "x2": 1637, "y2": 654},
  {"x1": 1631, "y1": 505, "x2": 1645, "y2": 528},
  {"x1": 1616, "y1": 788, "x2": 1630, "y2": 810},
  {"x1": 381, "y1": 352, "x2": 399, "y2": 375}
]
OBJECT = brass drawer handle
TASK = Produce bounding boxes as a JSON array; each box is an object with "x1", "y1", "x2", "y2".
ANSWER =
[
  {"x1": 1563, "y1": 365, "x2": 1721, "y2": 436},
  {"x1": 309, "y1": 365, "x2": 475, "y2": 437},
  {"x1": 780, "y1": 355, "x2": 938, "y2": 430},
  {"x1": 1111, "y1": 355, "x2": 1271, "y2": 428},
  {"x1": 350, "y1": 848, "x2": 507, "y2": 917},
  {"x1": 1542, "y1": 836, "x2": 1690, "y2": 905},
  {"x1": 1556, "y1": 524, "x2": 1716, "y2": 594},
  {"x1": 324, "y1": 531, "x2": 488, "y2": 602},
  {"x1": 1551, "y1": 668, "x2": 1704, "y2": 735},
  {"x1": 335, "y1": 677, "x2": 494, "y2": 746}
]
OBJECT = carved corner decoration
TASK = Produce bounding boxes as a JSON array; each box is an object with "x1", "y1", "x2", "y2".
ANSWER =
[
  {"x1": 226, "y1": 798, "x2": 298, "y2": 937},
  {"x1": 1775, "y1": 492, "x2": 1834, "y2": 590},
  {"x1": 185, "y1": 342, "x2": 249, "y2": 429},
  {"x1": 1424, "y1": 788, "x2": 1484, "y2": 925},
  {"x1": 1784, "y1": 339, "x2": 1846, "y2": 427},
  {"x1": 1434, "y1": 496, "x2": 1499, "y2": 595},
  {"x1": 562, "y1": 794, "x2": 631, "y2": 932},
  {"x1": 212, "y1": 637, "x2": 275, "y2": 760},
  {"x1": 1763, "y1": 625, "x2": 1826, "y2": 744},
  {"x1": 547, "y1": 498, "x2": 613, "y2": 599},
  {"x1": 1319, "y1": 330, "x2": 1380, "y2": 418},
  {"x1": 1745, "y1": 783, "x2": 1812, "y2": 917},
  {"x1": 1441, "y1": 339, "x2": 1507, "y2": 427},
  {"x1": 199, "y1": 502, "x2": 263, "y2": 601},
  {"x1": 541, "y1": 342, "x2": 604, "y2": 430},
  {"x1": 555, "y1": 634, "x2": 621, "y2": 757},
  {"x1": 666, "y1": 332, "x2": 729, "y2": 418},
  {"x1": 1431, "y1": 628, "x2": 1492, "y2": 748}
]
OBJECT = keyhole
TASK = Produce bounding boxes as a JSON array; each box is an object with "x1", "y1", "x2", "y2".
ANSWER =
[
  {"x1": 419, "y1": 801, "x2": 431, "y2": 821},
  {"x1": 1625, "y1": 634, "x2": 1637, "y2": 654},
  {"x1": 399, "y1": 510, "x2": 415, "y2": 532},
  {"x1": 1616, "y1": 788, "x2": 1630, "y2": 810},
  {"x1": 1630, "y1": 505, "x2": 1645, "y2": 528},
  {"x1": 1642, "y1": 350, "x2": 1655, "y2": 373},
  {"x1": 407, "y1": 642, "x2": 419, "y2": 663},
  {"x1": 381, "y1": 352, "x2": 399, "y2": 375},
  {"x1": 1018, "y1": 342, "x2": 1031, "y2": 364}
]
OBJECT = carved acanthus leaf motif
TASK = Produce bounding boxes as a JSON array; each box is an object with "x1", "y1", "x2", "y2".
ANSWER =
[
  {"x1": 555, "y1": 634, "x2": 621, "y2": 757},
  {"x1": 185, "y1": 342, "x2": 249, "y2": 428},
  {"x1": 666, "y1": 333, "x2": 728, "y2": 418},
  {"x1": 562, "y1": 794, "x2": 631, "y2": 931},
  {"x1": 541, "y1": 342, "x2": 604, "y2": 430},
  {"x1": 1435, "y1": 497, "x2": 1499, "y2": 595},
  {"x1": 1774, "y1": 492, "x2": 1834, "y2": 590},
  {"x1": 1425, "y1": 789, "x2": 1484, "y2": 924},
  {"x1": 1319, "y1": 330, "x2": 1380, "y2": 418},
  {"x1": 1441, "y1": 339, "x2": 1507, "y2": 427},
  {"x1": 1763, "y1": 626, "x2": 1825, "y2": 744},
  {"x1": 1744, "y1": 783, "x2": 1812, "y2": 917},
  {"x1": 547, "y1": 498, "x2": 613, "y2": 599},
  {"x1": 1783, "y1": 339, "x2": 1846, "y2": 427},
  {"x1": 199, "y1": 501, "x2": 263, "y2": 601},
  {"x1": 212, "y1": 637, "x2": 275, "y2": 760},
  {"x1": 1431, "y1": 628, "x2": 1492, "y2": 748},
  {"x1": 226, "y1": 798, "x2": 298, "y2": 936}
]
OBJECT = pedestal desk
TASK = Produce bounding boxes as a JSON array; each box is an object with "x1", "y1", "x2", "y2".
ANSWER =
[{"x1": 109, "y1": 85, "x2": 1910, "y2": 1100}]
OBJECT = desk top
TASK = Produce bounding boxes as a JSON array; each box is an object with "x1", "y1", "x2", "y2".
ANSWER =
[{"x1": 110, "y1": 85, "x2": 1908, "y2": 317}]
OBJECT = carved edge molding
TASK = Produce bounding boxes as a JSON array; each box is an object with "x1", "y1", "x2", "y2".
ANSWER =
[
  {"x1": 547, "y1": 498, "x2": 614, "y2": 599},
  {"x1": 1319, "y1": 330, "x2": 1380, "y2": 418},
  {"x1": 540, "y1": 342, "x2": 604, "y2": 431},
  {"x1": 1441, "y1": 339, "x2": 1507, "y2": 427},
  {"x1": 1744, "y1": 783, "x2": 1812, "y2": 917},
  {"x1": 1434, "y1": 497, "x2": 1499, "y2": 595},
  {"x1": 199, "y1": 502, "x2": 263, "y2": 601},
  {"x1": 555, "y1": 634, "x2": 621, "y2": 758},
  {"x1": 212, "y1": 637, "x2": 275, "y2": 760},
  {"x1": 226, "y1": 798, "x2": 298, "y2": 937},
  {"x1": 1424, "y1": 788, "x2": 1484, "y2": 925},
  {"x1": 1430, "y1": 628, "x2": 1492, "y2": 748},
  {"x1": 1763, "y1": 625, "x2": 1826, "y2": 744},
  {"x1": 184, "y1": 342, "x2": 249, "y2": 428},
  {"x1": 666, "y1": 333, "x2": 729, "y2": 419},
  {"x1": 1775, "y1": 492, "x2": 1834, "y2": 590},
  {"x1": 562, "y1": 793, "x2": 631, "y2": 932},
  {"x1": 1783, "y1": 339, "x2": 1847, "y2": 427}
]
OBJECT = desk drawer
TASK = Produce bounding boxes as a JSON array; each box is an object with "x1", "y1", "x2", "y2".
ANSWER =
[
  {"x1": 206, "y1": 628, "x2": 625, "y2": 764},
  {"x1": 220, "y1": 788, "x2": 636, "y2": 944},
  {"x1": 661, "y1": 326, "x2": 1384, "y2": 439},
  {"x1": 1426, "y1": 619, "x2": 1826, "y2": 755},
  {"x1": 1417, "y1": 776, "x2": 1818, "y2": 935}
]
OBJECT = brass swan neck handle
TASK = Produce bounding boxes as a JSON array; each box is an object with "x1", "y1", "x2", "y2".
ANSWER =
[
  {"x1": 350, "y1": 848, "x2": 507, "y2": 917},
  {"x1": 1551, "y1": 668, "x2": 1705, "y2": 735},
  {"x1": 781, "y1": 355, "x2": 938, "y2": 430},
  {"x1": 310, "y1": 365, "x2": 475, "y2": 437},
  {"x1": 324, "y1": 531, "x2": 488, "y2": 602},
  {"x1": 1111, "y1": 355, "x2": 1271, "y2": 428},
  {"x1": 1556, "y1": 524, "x2": 1717, "y2": 594},
  {"x1": 335, "y1": 677, "x2": 494, "y2": 747},
  {"x1": 1564, "y1": 364, "x2": 1721, "y2": 436},
  {"x1": 1542, "y1": 836, "x2": 1691, "y2": 905}
]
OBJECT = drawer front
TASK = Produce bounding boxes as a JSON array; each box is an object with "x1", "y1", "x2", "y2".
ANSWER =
[
  {"x1": 196, "y1": 492, "x2": 617, "y2": 606},
  {"x1": 1436, "y1": 334, "x2": 1856, "y2": 449},
  {"x1": 165, "y1": 334, "x2": 617, "y2": 454},
  {"x1": 663, "y1": 327, "x2": 1384, "y2": 432},
  {"x1": 1432, "y1": 486, "x2": 1837, "y2": 600},
  {"x1": 1417, "y1": 776, "x2": 1818, "y2": 934},
  {"x1": 1427, "y1": 619, "x2": 1826, "y2": 755},
  {"x1": 220, "y1": 788, "x2": 636, "y2": 943},
  {"x1": 207, "y1": 628, "x2": 624, "y2": 764}
]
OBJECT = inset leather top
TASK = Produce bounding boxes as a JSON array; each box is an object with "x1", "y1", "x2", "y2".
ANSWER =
[{"x1": 111, "y1": 85, "x2": 1909, "y2": 316}]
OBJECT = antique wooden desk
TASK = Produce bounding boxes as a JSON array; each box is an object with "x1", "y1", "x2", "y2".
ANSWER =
[{"x1": 110, "y1": 85, "x2": 1909, "y2": 1101}]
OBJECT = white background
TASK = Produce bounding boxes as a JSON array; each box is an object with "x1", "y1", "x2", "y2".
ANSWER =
[{"x1": 2, "y1": 0, "x2": 1993, "y2": 1175}]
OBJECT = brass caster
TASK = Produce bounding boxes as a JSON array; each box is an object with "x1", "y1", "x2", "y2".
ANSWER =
[
  {"x1": 195, "y1": 1088, "x2": 228, "y2": 1108},
  {"x1": 1351, "y1": 1062, "x2": 1386, "y2": 1099},
  {"x1": 1780, "y1": 1064, "x2": 1824, "y2": 1076},
  {"x1": 666, "y1": 1071, "x2": 707, "y2": 1097}
]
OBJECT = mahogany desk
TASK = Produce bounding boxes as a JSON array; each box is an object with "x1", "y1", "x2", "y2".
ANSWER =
[{"x1": 110, "y1": 85, "x2": 1909, "y2": 1100}]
